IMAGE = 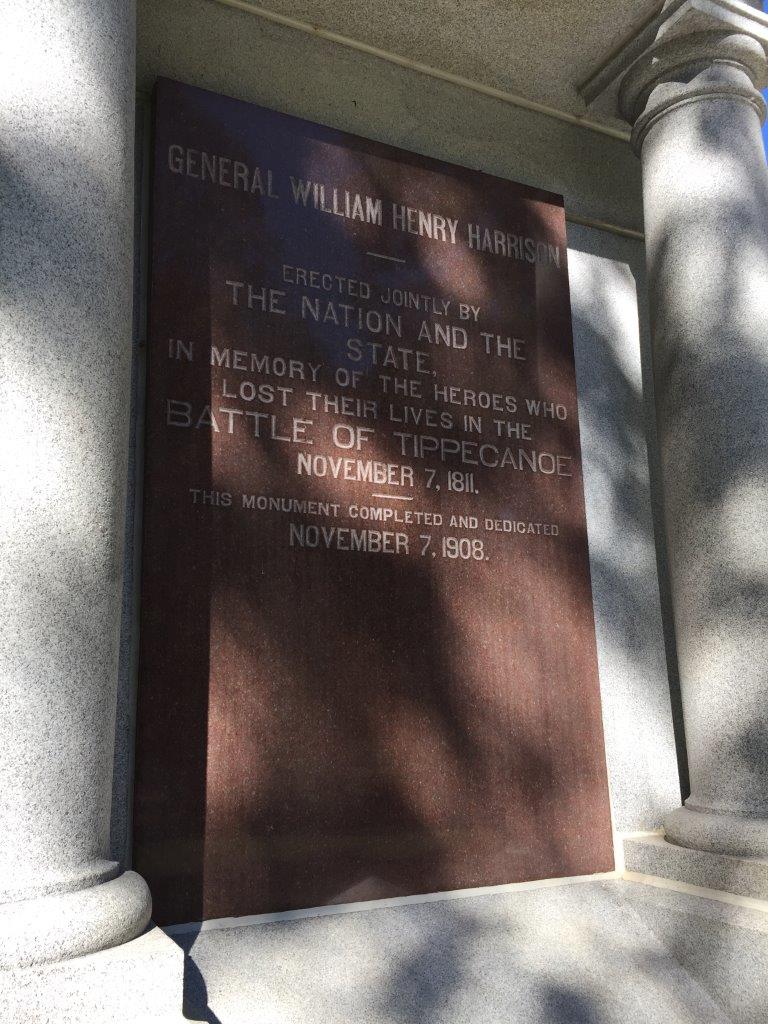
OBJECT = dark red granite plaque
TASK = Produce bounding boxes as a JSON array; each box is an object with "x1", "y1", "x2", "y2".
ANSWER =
[{"x1": 133, "y1": 77, "x2": 614, "y2": 926}]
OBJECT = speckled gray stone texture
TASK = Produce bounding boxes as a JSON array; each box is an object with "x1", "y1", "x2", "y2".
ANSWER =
[
  {"x1": 582, "y1": 0, "x2": 768, "y2": 122},
  {"x1": 136, "y1": 0, "x2": 644, "y2": 232},
  {"x1": 175, "y1": 881, "x2": 738, "y2": 1023},
  {"x1": 622, "y1": 877, "x2": 768, "y2": 1024},
  {"x1": 110, "y1": 96, "x2": 151, "y2": 872},
  {"x1": 4, "y1": 879, "x2": 764, "y2": 1024},
  {"x1": 666, "y1": 804, "x2": 768, "y2": 858},
  {"x1": 0, "y1": 0, "x2": 150, "y2": 961},
  {"x1": 626, "y1": 834, "x2": 768, "y2": 901},
  {"x1": 567, "y1": 227, "x2": 681, "y2": 830},
  {"x1": 634, "y1": 27, "x2": 768, "y2": 852},
  {"x1": 0, "y1": 925, "x2": 185, "y2": 1024},
  {"x1": 221, "y1": 0, "x2": 660, "y2": 122},
  {"x1": 0, "y1": 871, "x2": 151, "y2": 970}
]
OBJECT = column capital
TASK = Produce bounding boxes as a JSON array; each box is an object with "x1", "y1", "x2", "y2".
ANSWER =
[{"x1": 581, "y1": 0, "x2": 768, "y2": 149}]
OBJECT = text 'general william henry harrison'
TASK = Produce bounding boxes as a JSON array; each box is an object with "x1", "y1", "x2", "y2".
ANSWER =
[{"x1": 166, "y1": 144, "x2": 561, "y2": 267}]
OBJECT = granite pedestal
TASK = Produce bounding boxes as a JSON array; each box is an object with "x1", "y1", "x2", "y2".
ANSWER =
[{"x1": 174, "y1": 879, "x2": 768, "y2": 1024}]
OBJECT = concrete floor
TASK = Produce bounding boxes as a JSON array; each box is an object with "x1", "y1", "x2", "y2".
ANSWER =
[{"x1": 174, "y1": 879, "x2": 768, "y2": 1024}]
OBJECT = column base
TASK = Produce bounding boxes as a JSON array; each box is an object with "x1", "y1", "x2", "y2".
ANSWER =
[
  {"x1": 0, "y1": 870, "x2": 151, "y2": 969},
  {"x1": 665, "y1": 805, "x2": 768, "y2": 859}
]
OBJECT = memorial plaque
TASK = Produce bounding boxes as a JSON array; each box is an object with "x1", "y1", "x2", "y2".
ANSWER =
[{"x1": 134, "y1": 78, "x2": 614, "y2": 926}]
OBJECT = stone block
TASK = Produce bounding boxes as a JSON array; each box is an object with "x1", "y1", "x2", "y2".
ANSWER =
[
  {"x1": 568, "y1": 235, "x2": 681, "y2": 832},
  {"x1": 625, "y1": 834, "x2": 768, "y2": 901},
  {"x1": 620, "y1": 877, "x2": 768, "y2": 1024},
  {"x1": 175, "y1": 880, "x2": 730, "y2": 1023},
  {"x1": 0, "y1": 926, "x2": 185, "y2": 1024}
]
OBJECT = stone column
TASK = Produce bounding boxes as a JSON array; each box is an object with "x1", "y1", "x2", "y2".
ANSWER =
[
  {"x1": 586, "y1": 0, "x2": 768, "y2": 859},
  {"x1": 0, "y1": 0, "x2": 150, "y2": 966}
]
